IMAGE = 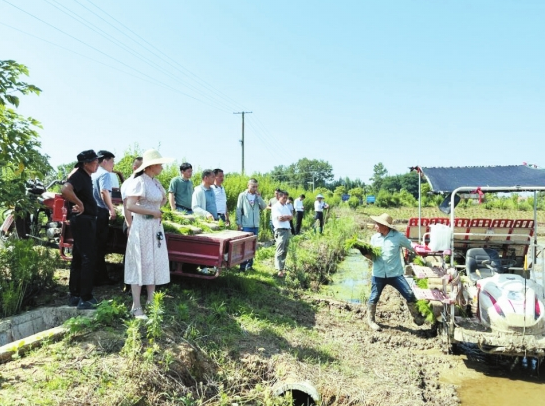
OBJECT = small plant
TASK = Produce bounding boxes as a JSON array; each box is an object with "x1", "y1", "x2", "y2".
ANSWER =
[
  {"x1": 413, "y1": 256, "x2": 427, "y2": 266},
  {"x1": 146, "y1": 291, "x2": 165, "y2": 340},
  {"x1": 64, "y1": 299, "x2": 127, "y2": 336},
  {"x1": 414, "y1": 277, "x2": 428, "y2": 289},
  {"x1": 176, "y1": 302, "x2": 190, "y2": 321},
  {"x1": 416, "y1": 299, "x2": 435, "y2": 323},
  {"x1": 255, "y1": 245, "x2": 275, "y2": 261},
  {"x1": 95, "y1": 299, "x2": 128, "y2": 325},
  {"x1": 64, "y1": 315, "x2": 94, "y2": 335},
  {"x1": 121, "y1": 319, "x2": 143, "y2": 360}
]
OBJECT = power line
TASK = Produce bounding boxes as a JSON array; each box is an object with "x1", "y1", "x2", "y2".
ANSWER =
[
  {"x1": 44, "y1": 0, "x2": 237, "y2": 113},
  {"x1": 247, "y1": 114, "x2": 297, "y2": 162},
  {"x1": 80, "y1": 0, "x2": 249, "y2": 112},
  {"x1": 2, "y1": 0, "x2": 233, "y2": 113},
  {"x1": 0, "y1": 21, "x2": 162, "y2": 87},
  {"x1": 244, "y1": 120, "x2": 290, "y2": 163}
]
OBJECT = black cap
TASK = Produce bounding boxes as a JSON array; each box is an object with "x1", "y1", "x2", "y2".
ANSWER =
[
  {"x1": 74, "y1": 150, "x2": 98, "y2": 167},
  {"x1": 97, "y1": 150, "x2": 115, "y2": 160}
]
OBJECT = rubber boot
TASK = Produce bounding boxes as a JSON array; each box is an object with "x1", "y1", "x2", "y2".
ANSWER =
[
  {"x1": 407, "y1": 302, "x2": 426, "y2": 326},
  {"x1": 367, "y1": 304, "x2": 381, "y2": 331}
]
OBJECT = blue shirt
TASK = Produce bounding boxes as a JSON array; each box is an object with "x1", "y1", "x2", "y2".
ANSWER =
[
  {"x1": 91, "y1": 166, "x2": 112, "y2": 210},
  {"x1": 204, "y1": 187, "x2": 218, "y2": 220},
  {"x1": 370, "y1": 229, "x2": 413, "y2": 278}
]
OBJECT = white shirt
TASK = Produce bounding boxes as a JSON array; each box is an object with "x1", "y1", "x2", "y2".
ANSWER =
[
  {"x1": 314, "y1": 200, "x2": 329, "y2": 212},
  {"x1": 121, "y1": 174, "x2": 137, "y2": 201},
  {"x1": 271, "y1": 201, "x2": 292, "y2": 229},
  {"x1": 286, "y1": 202, "x2": 294, "y2": 214},
  {"x1": 212, "y1": 184, "x2": 227, "y2": 214},
  {"x1": 294, "y1": 198, "x2": 304, "y2": 212}
]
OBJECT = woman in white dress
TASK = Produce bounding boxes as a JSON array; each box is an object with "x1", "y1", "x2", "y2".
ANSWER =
[{"x1": 124, "y1": 149, "x2": 173, "y2": 319}]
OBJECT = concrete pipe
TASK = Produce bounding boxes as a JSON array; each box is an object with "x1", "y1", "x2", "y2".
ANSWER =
[{"x1": 273, "y1": 381, "x2": 320, "y2": 405}]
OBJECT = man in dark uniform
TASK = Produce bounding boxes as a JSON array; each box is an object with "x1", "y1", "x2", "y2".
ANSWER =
[{"x1": 61, "y1": 150, "x2": 100, "y2": 310}]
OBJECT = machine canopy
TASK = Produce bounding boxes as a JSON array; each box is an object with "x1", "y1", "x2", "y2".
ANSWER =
[{"x1": 419, "y1": 165, "x2": 545, "y2": 194}]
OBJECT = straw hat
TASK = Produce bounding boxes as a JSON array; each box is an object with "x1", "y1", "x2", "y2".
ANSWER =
[
  {"x1": 370, "y1": 213, "x2": 395, "y2": 229},
  {"x1": 316, "y1": 194, "x2": 324, "y2": 199},
  {"x1": 137, "y1": 149, "x2": 174, "y2": 172}
]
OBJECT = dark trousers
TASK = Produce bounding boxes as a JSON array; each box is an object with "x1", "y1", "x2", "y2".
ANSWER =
[
  {"x1": 240, "y1": 227, "x2": 259, "y2": 270},
  {"x1": 314, "y1": 211, "x2": 324, "y2": 233},
  {"x1": 95, "y1": 207, "x2": 110, "y2": 283},
  {"x1": 69, "y1": 214, "x2": 97, "y2": 301},
  {"x1": 295, "y1": 211, "x2": 304, "y2": 235},
  {"x1": 368, "y1": 275, "x2": 417, "y2": 305}
]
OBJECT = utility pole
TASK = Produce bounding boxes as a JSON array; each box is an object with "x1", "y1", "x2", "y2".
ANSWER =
[{"x1": 234, "y1": 111, "x2": 252, "y2": 174}]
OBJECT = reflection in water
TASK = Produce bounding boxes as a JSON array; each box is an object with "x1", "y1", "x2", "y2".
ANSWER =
[
  {"x1": 321, "y1": 249, "x2": 370, "y2": 303},
  {"x1": 442, "y1": 344, "x2": 545, "y2": 405}
]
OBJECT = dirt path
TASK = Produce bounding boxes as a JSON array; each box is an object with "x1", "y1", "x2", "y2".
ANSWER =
[{"x1": 236, "y1": 287, "x2": 462, "y2": 406}]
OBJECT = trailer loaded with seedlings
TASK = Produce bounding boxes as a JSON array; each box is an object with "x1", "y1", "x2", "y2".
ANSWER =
[
  {"x1": 404, "y1": 165, "x2": 545, "y2": 361},
  {"x1": 52, "y1": 193, "x2": 257, "y2": 279}
]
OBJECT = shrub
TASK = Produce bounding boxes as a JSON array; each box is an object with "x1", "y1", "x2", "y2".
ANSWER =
[
  {"x1": 286, "y1": 208, "x2": 357, "y2": 289},
  {"x1": 347, "y1": 196, "x2": 360, "y2": 208},
  {"x1": 0, "y1": 239, "x2": 59, "y2": 317}
]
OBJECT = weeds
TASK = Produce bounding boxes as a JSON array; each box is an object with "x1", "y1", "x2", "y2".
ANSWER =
[
  {"x1": 0, "y1": 239, "x2": 59, "y2": 317},
  {"x1": 147, "y1": 291, "x2": 165, "y2": 340}
]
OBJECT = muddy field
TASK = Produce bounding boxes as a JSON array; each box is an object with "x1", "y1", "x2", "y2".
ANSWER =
[{"x1": 2, "y1": 254, "x2": 544, "y2": 405}]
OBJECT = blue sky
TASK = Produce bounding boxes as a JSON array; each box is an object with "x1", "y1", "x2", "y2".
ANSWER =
[{"x1": 1, "y1": 1, "x2": 544, "y2": 183}]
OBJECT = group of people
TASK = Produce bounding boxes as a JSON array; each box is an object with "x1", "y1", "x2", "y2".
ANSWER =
[
  {"x1": 62, "y1": 149, "x2": 173, "y2": 318},
  {"x1": 61, "y1": 149, "x2": 333, "y2": 317}
]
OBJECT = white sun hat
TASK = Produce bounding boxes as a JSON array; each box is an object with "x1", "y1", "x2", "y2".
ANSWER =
[{"x1": 137, "y1": 149, "x2": 174, "y2": 172}]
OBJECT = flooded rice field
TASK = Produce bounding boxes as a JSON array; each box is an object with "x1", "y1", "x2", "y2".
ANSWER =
[
  {"x1": 324, "y1": 249, "x2": 545, "y2": 405},
  {"x1": 320, "y1": 249, "x2": 369, "y2": 303}
]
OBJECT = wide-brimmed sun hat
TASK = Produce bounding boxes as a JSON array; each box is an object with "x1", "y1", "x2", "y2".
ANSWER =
[
  {"x1": 316, "y1": 194, "x2": 324, "y2": 199},
  {"x1": 137, "y1": 149, "x2": 174, "y2": 172},
  {"x1": 370, "y1": 213, "x2": 395, "y2": 229}
]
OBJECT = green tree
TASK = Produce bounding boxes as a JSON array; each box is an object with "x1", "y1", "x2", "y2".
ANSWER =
[
  {"x1": 369, "y1": 162, "x2": 388, "y2": 192},
  {"x1": 0, "y1": 60, "x2": 51, "y2": 209},
  {"x1": 334, "y1": 185, "x2": 346, "y2": 196},
  {"x1": 381, "y1": 175, "x2": 402, "y2": 193},
  {"x1": 348, "y1": 187, "x2": 364, "y2": 200},
  {"x1": 399, "y1": 171, "x2": 420, "y2": 198},
  {"x1": 270, "y1": 158, "x2": 334, "y2": 189}
]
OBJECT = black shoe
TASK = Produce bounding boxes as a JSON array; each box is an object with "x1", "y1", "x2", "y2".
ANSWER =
[
  {"x1": 77, "y1": 297, "x2": 98, "y2": 310},
  {"x1": 68, "y1": 295, "x2": 80, "y2": 307}
]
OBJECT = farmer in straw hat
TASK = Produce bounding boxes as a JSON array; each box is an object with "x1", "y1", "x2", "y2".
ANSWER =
[
  {"x1": 124, "y1": 149, "x2": 174, "y2": 319},
  {"x1": 366, "y1": 213, "x2": 425, "y2": 331}
]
